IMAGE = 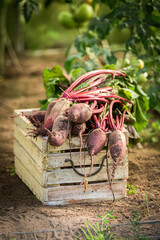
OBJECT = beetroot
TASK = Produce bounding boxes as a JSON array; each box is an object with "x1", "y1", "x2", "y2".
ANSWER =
[
  {"x1": 48, "y1": 114, "x2": 70, "y2": 146},
  {"x1": 109, "y1": 129, "x2": 126, "y2": 163},
  {"x1": 87, "y1": 128, "x2": 107, "y2": 176},
  {"x1": 44, "y1": 100, "x2": 56, "y2": 122},
  {"x1": 42, "y1": 98, "x2": 71, "y2": 132},
  {"x1": 71, "y1": 122, "x2": 86, "y2": 136},
  {"x1": 68, "y1": 103, "x2": 92, "y2": 124}
]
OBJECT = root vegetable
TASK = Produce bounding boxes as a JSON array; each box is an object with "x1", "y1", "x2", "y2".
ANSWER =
[
  {"x1": 71, "y1": 122, "x2": 86, "y2": 136},
  {"x1": 68, "y1": 103, "x2": 92, "y2": 123},
  {"x1": 48, "y1": 114, "x2": 70, "y2": 146},
  {"x1": 28, "y1": 110, "x2": 46, "y2": 127},
  {"x1": 71, "y1": 122, "x2": 86, "y2": 172},
  {"x1": 44, "y1": 100, "x2": 56, "y2": 122},
  {"x1": 87, "y1": 128, "x2": 106, "y2": 176},
  {"x1": 42, "y1": 98, "x2": 71, "y2": 132}
]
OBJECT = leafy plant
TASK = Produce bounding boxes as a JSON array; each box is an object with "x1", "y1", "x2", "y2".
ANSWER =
[
  {"x1": 79, "y1": 210, "x2": 118, "y2": 240},
  {"x1": 127, "y1": 182, "x2": 138, "y2": 195},
  {"x1": 129, "y1": 211, "x2": 149, "y2": 240}
]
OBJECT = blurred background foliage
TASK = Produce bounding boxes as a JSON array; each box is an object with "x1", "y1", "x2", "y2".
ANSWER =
[{"x1": 0, "y1": 0, "x2": 160, "y2": 144}]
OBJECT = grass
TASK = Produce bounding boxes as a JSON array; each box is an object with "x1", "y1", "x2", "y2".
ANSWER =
[
  {"x1": 145, "y1": 190, "x2": 150, "y2": 217},
  {"x1": 74, "y1": 210, "x2": 150, "y2": 240}
]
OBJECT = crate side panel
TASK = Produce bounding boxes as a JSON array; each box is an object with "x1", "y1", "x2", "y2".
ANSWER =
[
  {"x1": 14, "y1": 125, "x2": 46, "y2": 170},
  {"x1": 14, "y1": 109, "x2": 48, "y2": 152},
  {"x1": 47, "y1": 180, "x2": 126, "y2": 204},
  {"x1": 47, "y1": 151, "x2": 128, "y2": 169},
  {"x1": 46, "y1": 163, "x2": 128, "y2": 185},
  {"x1": 14, "y1": 139, "x2": 46, "y2": 186},
  {"x1": 48, "y1": 151, "x2": 105, "y2": 169},
  {"x1": 15, "y1": 156, "x2": 47, "y2": 202}
]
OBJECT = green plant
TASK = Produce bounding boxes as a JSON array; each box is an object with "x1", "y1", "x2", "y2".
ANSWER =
[
  {"x1": 145, "y1": 190, "x2": 150, "y2": 217},
  {"x1": 129, "y1": 211, "x2": 149, "y2": 240},
  {"x1": 127, "y1": 182, "x2": 138, "y2": 194},
  {"x1": 6, "y1": 166, "x2": 16, "y2": 176},
  {"x1": 78, "y1": 210, "x2": 118, "y2": 240}
]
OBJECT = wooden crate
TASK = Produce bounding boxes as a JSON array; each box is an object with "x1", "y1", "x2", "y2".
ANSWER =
[{"x1": 14, "y1": 108, "x2": 128, "y2": 205}]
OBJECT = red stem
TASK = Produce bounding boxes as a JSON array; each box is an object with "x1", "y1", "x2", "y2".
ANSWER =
[{"x1": 61, "y1": 69, "x2": 126, "y2": 97}]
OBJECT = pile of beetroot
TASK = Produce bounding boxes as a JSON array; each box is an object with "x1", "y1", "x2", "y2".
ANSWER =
[{"x1": 25, "y1": 69, "x2": 134, "y2": 190}]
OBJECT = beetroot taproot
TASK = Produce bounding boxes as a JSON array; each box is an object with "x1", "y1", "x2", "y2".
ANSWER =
[
  {"x1": 87, "y1": 128, "x2": 106, "y2": 176},
  {"x1": 42, "y1": 98, "x2": 71, "y2": 132},
  {"x1": 48, "y1": 114, "x2": 70, "y2": 146},
  {"x1": 109, "y1": 129, "x2": 126, "y2": 182},
  {"x1": 68, "y1": 103, "x2": 92, "y2": 124}
]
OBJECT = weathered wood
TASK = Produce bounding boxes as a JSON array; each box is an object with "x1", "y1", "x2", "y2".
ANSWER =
[
  {"x1": 47, "y1": 180, "x2": 127, "y2": 204},
  {"x1": 14, "y1": 109, "x2": 48, "y2": 152},
  {"x1": 15, "y1": 156, "x2": 48, "y2": 202},
  {"x1": 47, "y1": 164, "x2": 128, "y2": 185},
  {"x1": 14, "y1": 125, "x2": 47, "y2": 170},
  {"x1": 14, "y1": 138, "x2": 128, "y2": 186},
  {"x1": 14, "y1": 140, "x2": 46, "y2": 186}
]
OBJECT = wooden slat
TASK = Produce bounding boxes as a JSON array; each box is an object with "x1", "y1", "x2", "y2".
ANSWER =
[
  {"x1": 47, "y1": 163, "x2": 128, "y2": 185},
  {"x1": 15, "y1": 156, "x2": 48, "y2": 202},
  {"x1": 47, "y1": 151, "x2": 128, "y2": 169},
  {"x1": 46, "y1": 180, "x2": 127, "y2": 205},
  {"x1": 14, "y1": 140, "x2": 46, "y2": 186},
  {"x1": 14, "y1": 109, "x2": 48, "y2": 152},
  {"x1": 14, "y1": 125, "x2": 46, "y2": 170},
  {"x1": 48, "y1": 151, "x2": 106, "y2": 169}
]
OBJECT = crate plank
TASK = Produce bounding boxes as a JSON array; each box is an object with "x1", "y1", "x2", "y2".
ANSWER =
[
  {"x1": 15, "y1": 157, "x2": 48, "y2": 202},
  {"x1": 14, "y1": 109, "x2": 48, "y2": 152},
  {"x1": 47, "y1": 180, "x2": 127, "y2": 204},
  {"x1": 14, "y1": 140, "x2": 46, "y2": 186},
  {"x1": 14, "y1": 125, "x2": 46, "y2": 169},
  {"x1": 47, "y1": 163, "x2": 128, "y2": 185},
  {"x1": 47, "y1": 151, "x2": 128, "y2": 169}
]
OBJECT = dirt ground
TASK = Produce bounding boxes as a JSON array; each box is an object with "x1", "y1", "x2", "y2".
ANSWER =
[{"x1": 0, "y1": 53, "x2": 160, "y2": 240}]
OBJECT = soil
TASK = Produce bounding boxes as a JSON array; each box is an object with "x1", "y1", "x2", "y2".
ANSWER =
[{"x1": 0, "y1": 53, "x2": 160, "y2": 240}]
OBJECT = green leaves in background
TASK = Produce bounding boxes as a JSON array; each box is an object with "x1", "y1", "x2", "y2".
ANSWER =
[
  {"x1": 22, "y1": 0, "x2": 39, "y2": 23},
  {"x1": 42, "y1": 65, "x2": 69, "y2": 98}
]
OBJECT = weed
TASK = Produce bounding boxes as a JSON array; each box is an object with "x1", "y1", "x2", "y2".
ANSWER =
[
  {"x1": 145, "y1": 190, "x2": 150, "y2": 217},
  {"x1": 129, "y1": 211, "x2": 149, "y2": 240},
  {"x1": 6, "y1": 166, "x2": 16, "y2": 176},
  {"x1": 127, "y1": 182, "x2": 138, "y2": 194},
  {"x1": 75, "y1": 210, "x2": 119, "y2": 240}
]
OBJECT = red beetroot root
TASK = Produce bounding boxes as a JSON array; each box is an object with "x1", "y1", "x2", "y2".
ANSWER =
[
  {"x1": 42, "y1": 98, "x2": 71, "y2": 132},
  {"x1": 48, "y1": 114, "x2": 70, "y2": 146},
  {"x1": 27, "y1": 111, "x2": 46, "y2": 127},
  {"x1": 68, "y1": 103, "x2": 92, "y2": 124},
  {"x1": 87, "y1": 128, "x2": 106, "y2": 176},
  {"x1": 109, "y1": 129, "x2": 126, "y2": 182}
]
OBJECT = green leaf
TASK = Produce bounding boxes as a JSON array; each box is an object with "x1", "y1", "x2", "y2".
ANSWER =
[
  {"x1": 42, "y1": 65, "x2": 68, "y2": 98},
  {"x1": 118, "y1": 88, "x2": 139, "y2": 100},
  {"x1": 23, "y1": 0, "x2": 39, "y2": 23},
  {"x1": 151, "y1": 136, "x2": 158, "y2": 143},
  {"x1": 147, "y1": 84, "x2": 160, "y2": 108},
  {"x1": 64, "y1": 53, "x2": 82, "y2": 74},
  {"x1": 133, "y1": 98, "x2": 148, "y2": 132},
  {"x1": 97, "y1": 214, "x2": 103, "y2": 219},
  {"x1": 71, "y1": 68, "x2": 86, "y2": 82},
  {"x1": 103, "y1": 48, "x2": 117, "y2": 65}
]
